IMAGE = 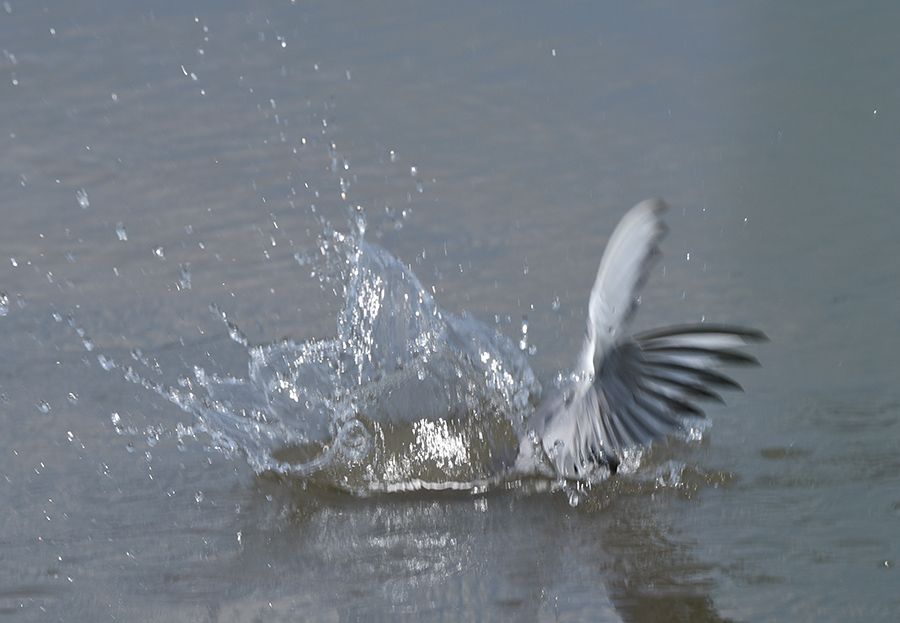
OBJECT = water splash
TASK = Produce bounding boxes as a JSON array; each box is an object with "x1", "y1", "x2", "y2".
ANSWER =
[{"x1": 95, "y1": 227, "x2": 542, "y2": 493}]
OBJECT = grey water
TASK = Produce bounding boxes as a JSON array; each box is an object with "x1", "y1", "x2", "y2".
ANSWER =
[{"x1": 2, "y1": 1, "x2": 898, "y2": 621}]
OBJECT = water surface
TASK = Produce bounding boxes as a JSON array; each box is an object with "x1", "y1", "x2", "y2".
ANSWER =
[{"x1": 1, "y1": 1, "x2": 898, "y2": 621}]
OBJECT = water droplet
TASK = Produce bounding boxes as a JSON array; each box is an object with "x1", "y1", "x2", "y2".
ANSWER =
[
  {"x1": 97, "y1": 354, "x2": 116, "y2": 371},
  {"x1": 36, "y1": 400, "x2": 51, "y2": 413},
  {"x1": 179, "y1": 263, "x2": 191, "y2": 290},
  {"x1": 0, "y1": 292, "x2": 8, "y2": 316},
  {"x1": 550, "y1": 439, "x2": 564, "y2": 459},
  {"x1": 551, "y1": 295, "x2": 560, "y2": 311},
  {"x1": 67, "y1": 392, "x2": 78, "y2": 405},
  {"x1": 227, "y1": 322, "x2": 249, "y2": 347},
  {"x1": 75, "y1": 188, "x2": 89, "y2": 209},
  {"x1": 518, "y1": 315, "x2": 529, "y2": 350},
  {"x1": 687, "y1": 424, "x2": 706, "y2": 442},
  {"x1": 115, "y1": 222, "x2": 127, "y2": 241},
  {"x1": 152, "y1": 246, "x2": 165, "y2": 260}
]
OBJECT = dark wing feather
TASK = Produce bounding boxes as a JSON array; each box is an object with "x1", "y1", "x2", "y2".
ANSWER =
[{"x1": 593, "y1": 325, "x2": 766, "y2": 453}]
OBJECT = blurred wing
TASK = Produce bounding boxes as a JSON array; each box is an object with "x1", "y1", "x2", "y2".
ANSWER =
[{"x1": 581, "y1": 198, "x2": 668, "y2": 372}]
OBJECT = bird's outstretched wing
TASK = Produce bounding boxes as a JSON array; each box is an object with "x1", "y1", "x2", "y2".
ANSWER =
[
  {"x1": 583, "y1": 199, "x2": 669, "y2": 367},
  {"x1": 529, "y1": 200, "x2": 765, "y2": 481}
]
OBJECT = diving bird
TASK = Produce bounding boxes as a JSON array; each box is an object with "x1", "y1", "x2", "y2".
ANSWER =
[
  {"x1": 519, "y1": 199, "x2": 765, "y2": 481},
  {"x1": 158, "y1": 197, "x2": 764, "y2": 492}
]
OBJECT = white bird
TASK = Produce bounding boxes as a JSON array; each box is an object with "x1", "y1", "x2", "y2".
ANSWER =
[{"x1": 520, "y1": 199, "x2": 765, "y2": 481}]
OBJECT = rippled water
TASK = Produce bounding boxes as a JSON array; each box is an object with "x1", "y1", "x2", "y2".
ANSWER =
[{"x1": 2, "y1": 1, "x2": 898, "y2": 621}]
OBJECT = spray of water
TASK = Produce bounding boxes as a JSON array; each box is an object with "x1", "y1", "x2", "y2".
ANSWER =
[{"x1": 76, "y1": 219, "x2": 543, "y2": 493}]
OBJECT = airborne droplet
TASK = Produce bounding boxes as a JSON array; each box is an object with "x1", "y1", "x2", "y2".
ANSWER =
[{"x1": 76, "y1": 188, "x2": 90, "y2": 209}]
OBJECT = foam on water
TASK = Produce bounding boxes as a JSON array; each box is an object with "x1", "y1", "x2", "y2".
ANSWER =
[{"x1": 97, "y1": 221, "x2": 543, "y2": 493}]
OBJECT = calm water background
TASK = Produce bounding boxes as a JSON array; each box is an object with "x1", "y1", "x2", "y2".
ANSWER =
[{"x1": 2, "y1": 1, "x2": 898, "y2": 621}]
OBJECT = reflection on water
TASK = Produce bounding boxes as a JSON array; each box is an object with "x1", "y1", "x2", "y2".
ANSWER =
[{"x1": 204, "y1": 472, "x2": 738, "y2": 622}]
